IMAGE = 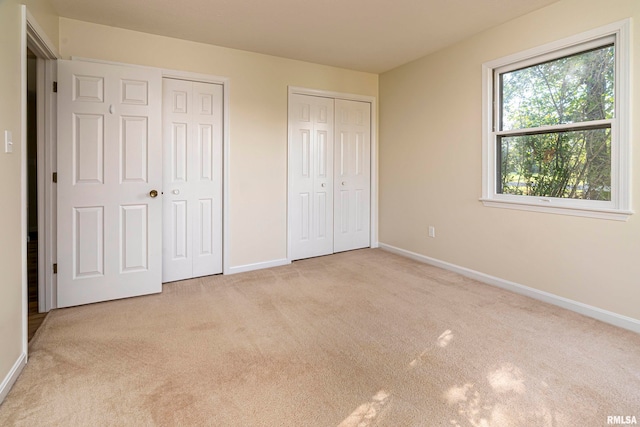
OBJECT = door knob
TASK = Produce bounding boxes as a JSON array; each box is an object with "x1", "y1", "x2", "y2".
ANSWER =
[
  {"x1": 341, "y1": 181, "x2": 346, "y2": 186},
  {"x1": 321, "y1": 183, "x2": 326, "y2": 187},
  {"x1": 172, "y1": 189, "x2": 180, "y2": 195},
  {"x1": 149, "y1": 190, "x2": 158, "y2": 198}
]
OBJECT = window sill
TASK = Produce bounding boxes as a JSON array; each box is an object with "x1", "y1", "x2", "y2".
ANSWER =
[{"x1": 479, "y1": 198, "x2": 633, "y2": 221}]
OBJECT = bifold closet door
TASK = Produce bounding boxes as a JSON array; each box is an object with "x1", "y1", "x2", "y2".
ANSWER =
[
  {"x1": 334, "y1": 99, "x2": 371, "y2": 252},
  {"x1": 289, "y1": 94, "x2": 372, "y2": 261},
  {"x1": 289, "y1": 94, "x2": 335, "y2": 260},
  {"x1": 162, "y1": 78, "x2": 223, "y2": 283},
  {"x1": 57, "y1": 59, "x2": 162, "y2": 307}
]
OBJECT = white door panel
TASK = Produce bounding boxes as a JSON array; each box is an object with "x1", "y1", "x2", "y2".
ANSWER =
[
  {"x1": 57, "y1": 59, "x2": 162, "y2": 307},
  {"x1": 289, "y1": 94, "x2": 334, "y2": 260},
  {"x1": 163, "y1": 81, "x2": 193, "y2": 282},
  {"x1": 334, "y1": 99, "x2": 371, "y2": 252},
  {"x1": 162, "y1": 79, "x2": 223, "y2": 282}
]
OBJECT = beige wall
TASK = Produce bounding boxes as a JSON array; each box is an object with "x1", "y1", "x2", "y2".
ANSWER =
[
  {"x1": 0, "y1": 0, "x2": 26, "y2": 392},
  {"x1": 0, "y1": 0, "x2": 59, "y2": 397},
  {"x1": 58, "y1": 18, "x2": 378, "y2": 269},
  {"x1": 379, "y1": 0, "x2": 640, "y2": 321}
]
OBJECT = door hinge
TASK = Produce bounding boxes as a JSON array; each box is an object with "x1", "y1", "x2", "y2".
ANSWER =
[
  {"x1": 53, "y1": 81, "x2": 58, "y2": 93},
  {"x1": 52, "y1": 172, "x2": 57, "y2": 183},
  {"x1": 53, "y1": 263, "x2": 58, "y2": 274}
]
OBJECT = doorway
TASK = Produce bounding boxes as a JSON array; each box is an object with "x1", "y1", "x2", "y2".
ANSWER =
[
  {"x1": 26, "y1": 48, "x2": 46, "y2": 340},
  {"x1": 24, "y1": 10, "x2": 60, "y2": 344}
]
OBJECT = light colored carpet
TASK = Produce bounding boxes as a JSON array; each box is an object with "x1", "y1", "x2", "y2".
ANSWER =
[{"x1": 1, "y1": 249, "x2": 639, "y2": 426}]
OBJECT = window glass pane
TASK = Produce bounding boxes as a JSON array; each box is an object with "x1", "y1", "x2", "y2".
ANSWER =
[
  {"x1": 500, "y1": 45, "x2": 614, "y2": 131},
  {"x1": 498, "y1": 128, "x2": 611, "y2": 200}
]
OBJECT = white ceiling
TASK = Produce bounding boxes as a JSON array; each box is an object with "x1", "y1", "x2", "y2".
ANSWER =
[{"x1": 50, "y1": 0, "x2": 561, "y2": 73}]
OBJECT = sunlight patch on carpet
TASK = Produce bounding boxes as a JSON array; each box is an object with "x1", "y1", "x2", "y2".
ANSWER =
[
  {"x1": 487, "y1": 363, "x2": 525, "y2": 394},
  {"x1": 438, "y1": 329, "x2": 454, "y2": 347},
  {"x1": 444, "y1": 383, "x2": 474, "y2": 404},
  {"x1": 445, "y1": 364, "x2": 559, "y2": 427},
  {"x1": 337, "y1": 390, "x2": 390, "y2": 427},
  {"x1": 409, "y1": 329, "x2": 455, "y2": 367}
]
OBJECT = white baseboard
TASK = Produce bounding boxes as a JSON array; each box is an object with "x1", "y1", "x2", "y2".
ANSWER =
[
  {"x1": 0, "y1": 352, "x2": 26, "y2": 404},
  {"x1": 227, "y1": 258, "x2": 291, "y2": 275},
  {"x1": 379, "y1": 243, "x2": 640, "y2": 334}
]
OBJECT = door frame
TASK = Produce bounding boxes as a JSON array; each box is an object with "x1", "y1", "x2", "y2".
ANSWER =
[
  {"x1": 24, "y1": 9, "x2": 60, "y2": 315},
  {"x1": 27, "y1": 13, "x2": 59, "y2": 314},
  {"x1": 20, "y1": 7, "x2": 59, "y2": 361},
  {"x1": 286, "y1": 86, "x2": 378, "y2": 262}
]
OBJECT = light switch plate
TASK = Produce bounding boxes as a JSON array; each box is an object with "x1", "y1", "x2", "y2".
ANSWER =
[{"x1": 4, "y1": 130, "x2": 13, "y2": 154}]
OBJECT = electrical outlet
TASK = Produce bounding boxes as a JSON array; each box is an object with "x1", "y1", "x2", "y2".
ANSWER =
[{"x1": 428, "y1": 226, "x2": 436, "y2": 238}]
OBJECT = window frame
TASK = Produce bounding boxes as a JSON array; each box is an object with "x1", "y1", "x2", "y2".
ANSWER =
[{"x1": 481, "y1": 19, "x2": 632, "y2": 221}]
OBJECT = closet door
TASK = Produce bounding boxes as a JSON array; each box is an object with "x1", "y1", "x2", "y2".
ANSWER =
[
  {"x1": 334, "y1": 99, "x2": 371, "y2": 252},
  {"x1": 289, "y1": 94, "x2": 334, "y2": 260},
  {"x1": 162, "y1": 78, "x2": 223, "y2": 282}
]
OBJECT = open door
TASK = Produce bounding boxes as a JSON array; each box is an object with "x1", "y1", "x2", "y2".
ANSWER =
[{"x1": 57, "y1": 59, "x2": 162, "y2": 307}]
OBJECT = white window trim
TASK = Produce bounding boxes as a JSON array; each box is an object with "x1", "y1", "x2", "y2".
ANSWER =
[{"x1": 481, "y1": 19, "x2": 632, "y2": 221}]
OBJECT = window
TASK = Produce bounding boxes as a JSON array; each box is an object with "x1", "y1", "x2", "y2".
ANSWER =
[{"x1": 481, "y1": 20, "x2": 631, "y2": 221}]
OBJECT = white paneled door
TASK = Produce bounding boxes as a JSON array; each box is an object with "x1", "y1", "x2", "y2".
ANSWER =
[
  {"x1": 334, "y1": 99, "x2": 371, "y2": 253},
  {"x1": 289, "y1": 94, "x2": 335, "y2": 260},
  {"x1": 289, "y1": 94, "x2": 371, "y2": 261},
  {"x1": 57, "y1": 59, "x2": 162, "y2": 308},
  {"x1": 162, "y1": 78, "x2": 223, "y2": 282}
]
